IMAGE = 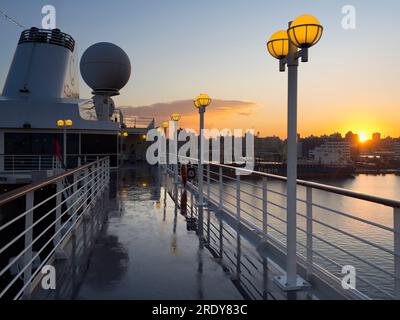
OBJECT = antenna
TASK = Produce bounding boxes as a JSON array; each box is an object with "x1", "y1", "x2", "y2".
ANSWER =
[{"x1": 0, "y1": 8, "x2": 27, "y2": 29}]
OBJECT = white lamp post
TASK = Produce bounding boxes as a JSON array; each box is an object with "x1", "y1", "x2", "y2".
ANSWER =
[
  {"x1": 194, "y1": 93, "x2": 212, "y2": 240},
  {"x1": 267, "y1": 14, "x2": 323, "y2": 290},
  {"x1": 170, "y1": 114, "x2": 181, "y2": 185},
  {"x1": 119, "y1": 131, "x2": 128, "y2": 165},
  {"x1": 57, "y1": 119, "x2": 73, "y2": 168},
  {"x1": 162, "y1": 121, "x2": 169, "y2": 168}
]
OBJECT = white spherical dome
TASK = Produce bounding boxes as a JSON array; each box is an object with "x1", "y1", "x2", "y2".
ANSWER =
[{"x1": 80, "y1": 42, "x2": 131, "y2": 95}]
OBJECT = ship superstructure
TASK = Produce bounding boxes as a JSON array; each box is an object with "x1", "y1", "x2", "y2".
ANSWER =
[{"x1": 0, "y1": 28, "x2": 153, "y2": 185}]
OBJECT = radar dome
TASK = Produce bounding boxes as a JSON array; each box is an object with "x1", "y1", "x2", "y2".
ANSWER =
[{"x1": 80, "y1": 42, "x2": 131, "y2": 96}]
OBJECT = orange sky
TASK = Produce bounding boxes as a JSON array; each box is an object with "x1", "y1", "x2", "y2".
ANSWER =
[{"x1": 121, "y1": 97, "x2": 400, "y2": 139}]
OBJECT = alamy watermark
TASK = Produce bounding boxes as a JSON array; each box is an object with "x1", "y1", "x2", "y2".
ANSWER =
[
  {"x1": 342, "y1": 5, "x2": 356, "y2": 30},
  {"x1": 341, "y1": 265, "x2": 356, "y2": 290},
  {"x1": 146, "y1": 122, "x2": 254, "y2": 175},
  {"x1": 41, "y1": 265, "x2": 56, "y2": 290},
  {"x1": 41, "y1": 5, "x2": 56, "y2": 29}
]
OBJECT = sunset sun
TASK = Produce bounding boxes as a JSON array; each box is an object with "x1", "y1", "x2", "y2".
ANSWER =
[{"x1": 359, "y1": 132, "x2": 368, "y2": 143}]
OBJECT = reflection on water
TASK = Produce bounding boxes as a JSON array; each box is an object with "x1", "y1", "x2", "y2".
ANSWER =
[{"x1": 82, "y1": 235, "x2": 129, "y2": 291}]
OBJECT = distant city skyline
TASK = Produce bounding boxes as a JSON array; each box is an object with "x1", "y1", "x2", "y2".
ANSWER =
[{"x1": 1, "y1": 0, "x2": 399, "y2": 138}]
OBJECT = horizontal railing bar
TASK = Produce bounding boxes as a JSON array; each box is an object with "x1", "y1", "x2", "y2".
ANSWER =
[
  {"x1": 239, "y1": 189, "x2": 263, "y2": 201},
  {"x1": 0, "y1": 169, "x2": 100, "y2": 255},
  {"x1": 1, "y1": 175, "x2": 105, "y2": 298},
  {"x1": 311, "y1": 203, "x2": 395, "y2": 233},
  {"x1": 309, "y1": 246, "x2": 394, "y2": 299},
  {"x1": 239, "y1": 198, "x2": 262, "y2": 212},
  {"x1": 11, "y1": 179, "x2": 106, "y2": 299},
  {"x1": 0, "y1": 166, "x2": 101, "y2": 232},
  {"x1": 0, "y1": 172, "x2": 102, "y2": 279},
  {"x1": 0, "y1": 158, "x2": 107, "y2": 207},
  {"x1": 240, "y1": 208, "x2": 263, "y2": 223},
  {"x1": 201, "y1": 159, "x2": 400, "y2": 208},
  {"x1": 310, "y1": 232, "x2": 395, "y2": 279},
  {"x1": 310, "y1": 216, "x2": 395, "y2": 256},
  {"x1": 265, "y1": 223, "x2": 286, "y2": 238}
]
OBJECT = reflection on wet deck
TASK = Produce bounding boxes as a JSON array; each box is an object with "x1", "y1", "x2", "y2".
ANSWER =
[{"x1": 75, "y1": 164, "x2": 243, "y2": 300}]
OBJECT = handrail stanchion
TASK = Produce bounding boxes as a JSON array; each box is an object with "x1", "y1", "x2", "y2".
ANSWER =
[
  {"x1": 219, "y1": 167, "x2": 223, "y2": 211},
  {"x1": 306, "y1": 187, "x2": 313, "y2": 280},
  {"x1": 394, "y1": 207, "x2": 400, "y2": 299},
  {"x1": 236, "y1": 174, "x2": 241, "y2": 222},
  {"x1": 219, "y1": 219, "x2": 224, "y2": 260},
  {"x1": 207, "y1": 164, "x2": 210, "y2": 199},
  {"x1": 55, "y1": 180, "x2": 62, "y2": 245},
  {"x1": 23, "y1": 191, "x2": 34, "y2": 299},
  {"x1": 206, "y1": 164, "x2": 211, "y2": 244},
  {"x1": 236, "y1": 174, "x2": 241, "y2": 281},
  {"x1": 83, "y1": 168, "x2": 89, "y2": 213},
  {"x1": 262, "y1": 177, "x2": 268, "y2": 237},
  {"x1": 72, "y1": 173, "x2": 78, "y2": 227}
]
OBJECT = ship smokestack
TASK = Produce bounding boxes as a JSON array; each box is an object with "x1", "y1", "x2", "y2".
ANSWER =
[{"x1": 2, "y1": 27, "x2": 79, "y2": 99}]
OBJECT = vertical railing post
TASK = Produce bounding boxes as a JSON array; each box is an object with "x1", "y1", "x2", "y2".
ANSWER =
[
  {"x1": 262, "y1": 177, "x2": 268, "y2": 237},
  {"x1": 219, "y1": 219, "x2": 224, "y2": 260},
  {"x1": 219, "y1": 167, "x2": 223, "y2": 211},
  {"x1": 236, "y1": 174, "x2": 242, "y2": 282},
  {"x1": 89, "y1": 164, "x2": 93, "y2": 208},
  {"x1": 206, "y1": 164, "x2": 211, "y2": 244},
  {"x1": 306, "y1": 187, "x2": 313, "y2": 280},
  {"x1": 55, "y1": 180, "x2": 62, "y2": 245},
  {"x1": 23, "y1": 191, "x2": 34, "y2": 298},
  {"x1": 83, "y1": 168, "x2": 89, "y2": 213},
  {"x1": 38, "y1": 155, "x2": 42, "y2": 171},
  {"x1": 207, "y1": 164, "x2": 210, "y2": 199},
  {"x1": 394, "y1": 207, "x2": 400, "y2": 299},
  {"x1": 236, "y1": 173, "x2": 242, "y2": 278},
  {"x1": 72, "y1": 172, "x2": 78, "y2": 227},
  {"x1": 236, "y1": 175, "x2": 241, "y2": 222}
]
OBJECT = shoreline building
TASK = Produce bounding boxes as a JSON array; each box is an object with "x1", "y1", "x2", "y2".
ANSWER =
[{"x1": 309, "y1": 140, "x2": 351, "y2": 165}]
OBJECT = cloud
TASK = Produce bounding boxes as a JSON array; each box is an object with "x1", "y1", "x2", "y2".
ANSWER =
[{"x1": 119, "y1": 99, "x2": 260, "y2": 130}]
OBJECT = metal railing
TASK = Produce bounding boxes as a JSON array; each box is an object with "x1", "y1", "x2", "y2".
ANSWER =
[
  {"x1": 124, "y1": 116, "x2": 155, "y2": 129},
  {"x1": 0, "y1": 154, "x2": 119, "y2": 173},
  {"x1": 0, "y1": 157, "x2": 110, "y2": 299},
  {"x1": 19, "y1": 28, "x2": 75, "y2": 52},
  {"x1": 0, "y1": 155, "x2": 63, "y2": 174},
  {"x1": 166, "y1": 158, "x2": 400, "y2": 299}
]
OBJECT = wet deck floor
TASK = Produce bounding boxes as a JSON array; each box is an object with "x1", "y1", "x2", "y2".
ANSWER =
[{"x1": 75, "y1": 165, "x2": 243, "y2": 300}]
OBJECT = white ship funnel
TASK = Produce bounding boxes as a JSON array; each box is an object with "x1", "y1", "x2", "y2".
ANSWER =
[{"x1": 2, "y1": 27, "x2": 79, "y2": 100}]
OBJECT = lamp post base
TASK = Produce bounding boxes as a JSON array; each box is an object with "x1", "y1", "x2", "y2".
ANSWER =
[{"x1": 273, "y1": 275, "x2": 310, "y2": 292}]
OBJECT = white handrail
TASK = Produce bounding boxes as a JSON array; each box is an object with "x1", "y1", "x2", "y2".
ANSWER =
[
  {"x1": 0, "y1": 157, "x2": 110, "y2": 299},
  {"x1": 166, "y1": 160, "x2": 400, "y2": 299}
]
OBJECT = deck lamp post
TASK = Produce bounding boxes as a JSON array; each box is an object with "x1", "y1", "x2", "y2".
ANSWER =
[
  {"x1": 194, "y1": 93, "x2": 212, "y2": 240},
  {"x1": 162, "y1": 122, "x2": 169, "y2": 166},
  {"x1": 57, "y1": 119, "x2": 73, "y2": 168},
  {"x1": 119, "y1": 132, "x2": 128, "y2": 165},
  {"x1": 170, "y1": 114, "x2": 181, "y2": 185},
  {"x1": 267, "y1": 14, "x2": 323, "y2": 290}
]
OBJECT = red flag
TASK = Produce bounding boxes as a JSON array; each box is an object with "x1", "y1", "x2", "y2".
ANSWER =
[{"x1": 53, "y1": 137, "x2": 62, "y2": 158}]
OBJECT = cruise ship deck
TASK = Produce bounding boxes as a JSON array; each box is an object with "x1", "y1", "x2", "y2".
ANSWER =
[
  {"x1": 2, "y1": 157, "x2": 400, "y2": 300},
  {"x1": 75, "y1": 164, "x2": 243, "y2": 300},
  {"x1": 27, "y1": 163, "x2": 306, "y2": 300}
]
